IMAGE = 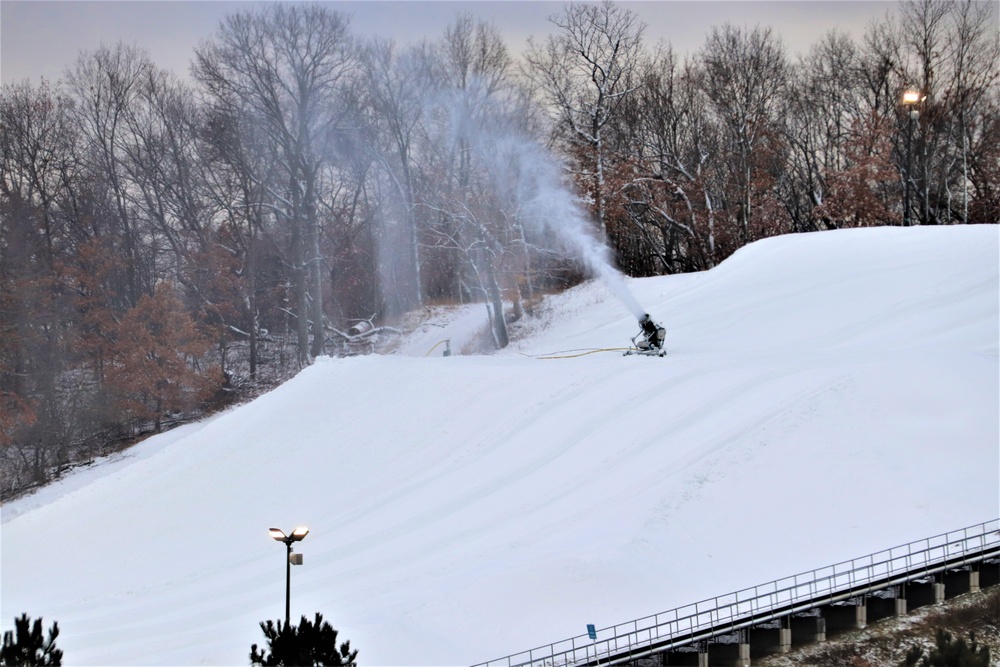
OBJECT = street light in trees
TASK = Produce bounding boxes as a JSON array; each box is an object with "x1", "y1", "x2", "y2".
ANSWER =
[
  {"x1": 902, "y1": 90, "x2": 922, "y2": 226},
  {"x1": 269, "y1": 526, "x2": 309, "y2": 628}
]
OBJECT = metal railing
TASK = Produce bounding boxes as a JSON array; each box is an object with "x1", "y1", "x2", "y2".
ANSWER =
[{"x1": 472, "y1": 519, "x2": 1000, "y2": 667}]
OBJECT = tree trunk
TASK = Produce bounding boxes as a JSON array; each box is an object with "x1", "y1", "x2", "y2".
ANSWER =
[
  {"x1": 307, "y1": 174, "x2": 325, "y2": 360},
  {"x1": 485, "y1": 261, "x2": 509, "y2": 349}
]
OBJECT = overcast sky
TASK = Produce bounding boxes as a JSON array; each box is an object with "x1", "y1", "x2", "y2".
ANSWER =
[{"x1": 1, "y1": 1, "x2": 901, "y2": 85}]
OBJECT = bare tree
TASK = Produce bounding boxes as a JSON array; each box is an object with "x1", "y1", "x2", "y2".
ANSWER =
[
  {"x1": 783, "y1": 31, "x2": 868, "y2": 230},
  {"x1": 67, "y1": 43, "x2": 159, "y2": 307},
  {"x1": 114, "y1": 68, "x2": 213, "y2": 283},
  {"x1": 432, "y1": 15, "x2": 519, "y2": 303},
  {"x1": 613, "y1": 44, "x2": 719, "y2": 272},
  {"x1": 0, "y1": 81, "x2": 82, "y2": 483},
  {"x1": 944, "y1": 0, "x2": 999, "y2": 223},
  {"x1": 195, "y1": 4, "x2": 357, "y2": 363},
  {"x1": 442, "y1": 13, "x2": 511, "y2": 95},
  {"x1": 199, "y1": 102, "x2": 282, "y2": 381},
  {"x1": 871, "y1": 0, "x2": 999, "y2": 225},
  {"x1": 700, "y1": 24, "x2": 790, "y2": 244},
  {"x1": 417, "y1": 16, "x2": 527, "y2": 347},
  {"x1": 898, "y1": 0, "x2": 952, "y2": 224},
  {"x1": 901, "y1": 0, "x2": 952, "y2": 101},
  {"x1": 523, "y1": 0, "x2": 645, "y2": 241},
  {"x1": 357, "y1": 38, "x2": 434, "y2": 315}
]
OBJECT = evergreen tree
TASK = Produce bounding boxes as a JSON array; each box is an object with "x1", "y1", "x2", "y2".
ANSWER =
[
  {"x1": 902, "y1": 629, "x2": 990, "y2": 667},
  {"x1": 0, "y1": 614, "x2": 62, "y2": 666},
  {"x1": 250, "y1": 613, "x2": 357, "y2": 666}
]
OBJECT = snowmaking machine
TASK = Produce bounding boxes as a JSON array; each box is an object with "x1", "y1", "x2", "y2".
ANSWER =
[{"x1": 624, "y1": 313, "x2": 667, "y2": 357}]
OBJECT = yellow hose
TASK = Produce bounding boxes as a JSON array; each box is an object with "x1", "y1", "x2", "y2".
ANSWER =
[
  {"x1": 424, "y1": 340, "x2": 450, "y2": 357},
  {"x1": 427, "y1": 340, "x2": 635, "y2": 359},
  {"x1": 522, "y1": 347, "x2": 631, "y2": 360}
]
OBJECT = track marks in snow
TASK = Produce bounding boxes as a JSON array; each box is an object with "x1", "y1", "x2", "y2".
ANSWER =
[{"x1": 3, "y1": 226, "x2": 996, "y2": 667}]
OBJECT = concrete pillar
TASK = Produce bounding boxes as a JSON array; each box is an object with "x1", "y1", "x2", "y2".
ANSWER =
[
  {"x1": 907, "y1": 579, "x2": 941, "y2": 609},
  {"x1": 933, "y1": 582, "x2": 945, "y2": 604},
  {"x1": 867, "y1": 592, "x2": 904, "y2": 622},
  {"x1": 823, "y1": 599, "x2": 866, "y2": 634},
  {"x1": 750, "y1": 623, "x2": 792, "y2": 658},
  {"x1": 791, "y1": 615, "x2": 826, "y2": 644},
  {"x1": 895, "y1": 597, "x2": 907, "y2": 616},
  {"x1": 661, "y1": 645, "x2": 706, "y2": 666},
  {"x1": 945, "y1": 568, "x2": 982, "y2": 596},
  {"x1": 736, "y1": 642, "x2": 750, "y2": 667},
  {"x1": 706, "y1": 641, "x2": 750, "y2": 667},
  {"x1": 778, "y1": 628, "x2": 792, "y2": 654}
]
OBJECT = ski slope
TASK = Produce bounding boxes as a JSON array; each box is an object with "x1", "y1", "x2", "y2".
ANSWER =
[{"x1": 2, "y1": 226, "x2": 997, "y2": 666}]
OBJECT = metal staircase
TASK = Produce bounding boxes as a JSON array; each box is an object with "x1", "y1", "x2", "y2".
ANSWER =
[{"x1": 471, "y1": 519, "x2": 1000, "y2": 667}]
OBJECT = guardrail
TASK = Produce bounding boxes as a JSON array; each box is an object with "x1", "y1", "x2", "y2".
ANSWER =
[{"x1": 472, "y1": 519, "x2": 1000, "y2": 667}]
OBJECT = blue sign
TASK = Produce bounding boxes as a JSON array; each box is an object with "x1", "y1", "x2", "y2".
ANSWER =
[{"x1": 587, "y1": 624, "x2": 597, "y2": 640}]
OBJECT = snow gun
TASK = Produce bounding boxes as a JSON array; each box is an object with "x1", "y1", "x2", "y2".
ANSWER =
[{"x1": 625, "y1": 313, "x2": 667, "y2": 357}]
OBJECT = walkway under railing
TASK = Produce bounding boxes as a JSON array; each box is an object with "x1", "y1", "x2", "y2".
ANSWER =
[{"x1": 472, "y1": 519, "x2": 1000, "y2": 667}]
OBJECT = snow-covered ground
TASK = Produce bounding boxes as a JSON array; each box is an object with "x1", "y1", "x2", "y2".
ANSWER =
[{"x1": 2, "y1": 226, "x2": 997, "y2": 666}]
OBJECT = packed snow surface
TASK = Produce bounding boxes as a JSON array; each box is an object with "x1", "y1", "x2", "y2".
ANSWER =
[{"x1": 2, "y1": 226, "x2": 997, "y2": 666}]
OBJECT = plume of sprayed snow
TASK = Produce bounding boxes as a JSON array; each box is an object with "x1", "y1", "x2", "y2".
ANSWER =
[
  {"x1": 359, "y1": 73, "x2": 649, "y2": 322},
  {"x1": 457, "y1": 107, "x2": 647, "y2": 320}
]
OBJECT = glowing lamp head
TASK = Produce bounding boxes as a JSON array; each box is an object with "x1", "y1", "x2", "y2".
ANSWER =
[
  {"x1": 903, "y1": 91, "x2": 921, "y2": 104},
  {"x1": 268, "y1": 528, "x2": 287, "y2": 542},
  {"x1": 291, "y1": 526, "x2": 310, "y2": 541}
]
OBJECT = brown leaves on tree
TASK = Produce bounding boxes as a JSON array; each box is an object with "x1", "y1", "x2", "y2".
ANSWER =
[
  {"x1": 0, "y1": 392, "x2": 36, "y2": 447},
  {"x1": 104, "y1": 284, "x2": 222, "y2": 431},
  {"x1": 816, "y1": 113, "x2": 901, "y2": 228}
]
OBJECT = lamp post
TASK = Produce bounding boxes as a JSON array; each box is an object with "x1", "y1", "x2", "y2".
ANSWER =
[
  {"x1": 269, "y1": 526, "x2": 309, "y2": 628},
  {"x1": 902, "y1": 91, "x2": 922, "y2": 226}
]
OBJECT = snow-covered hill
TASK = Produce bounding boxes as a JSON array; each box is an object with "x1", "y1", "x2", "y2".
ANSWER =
[{"x1": 2, "y1": 226, "x2": 997, "y2": 666}]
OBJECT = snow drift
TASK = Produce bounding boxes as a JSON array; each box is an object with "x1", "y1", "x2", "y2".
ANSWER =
[{"x1": 2, "y1": 226, "x2": 997, "y2": 666}]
